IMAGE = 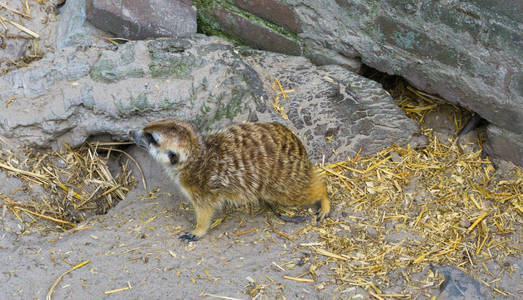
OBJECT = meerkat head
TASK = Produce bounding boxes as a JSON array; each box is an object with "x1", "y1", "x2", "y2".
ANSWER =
[{"x1": 130, "y1": 119, "x2": 202, "y2": 171}]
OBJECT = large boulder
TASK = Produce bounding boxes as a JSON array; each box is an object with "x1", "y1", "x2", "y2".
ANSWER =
[
  {"x1": 0, "y1": 35, "x2": 417, "y2": 163},
  {"x1": 197, "y1": 0, "x2": 523, "y2": 166},
  {"x1": 86, "y1": 0, "x2": 196, "y2": 40}
]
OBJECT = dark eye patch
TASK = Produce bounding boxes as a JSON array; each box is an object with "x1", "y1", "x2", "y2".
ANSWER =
[
  {"x1": 144, "y1": 132, "x2": 158, "y2": 146},
  {"x1": 168, "y1": 151, "x2": 178, "y2": 165}
]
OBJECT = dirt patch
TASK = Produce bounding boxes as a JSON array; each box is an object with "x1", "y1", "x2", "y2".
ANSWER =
[{"x1": 0, "y1": 0, "x2": 60, "y2": 75}]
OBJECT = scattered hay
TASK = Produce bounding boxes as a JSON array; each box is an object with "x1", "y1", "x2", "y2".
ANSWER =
[
  {"x1": 0, "y1": 142, "x2": 136, "y2": 232},
  {"x1": 292, "y1": 77, "x2": 522, "y2": 296},
  {"x1": 46, "y1": 259, "x2": 90, "y2": 300},
  {"x1": 270, "y1": 77, "x2": 294, "y2": 120},
  {"x1": 0, "y1": 0, "x2": 46, "y2": 74},
  {"x1": 104, "y1": 282, "x2": 133, "y2": 295},
  {"x1": 384, "y1": 77, "x2": 472, "y2": 132},
  {"x1": 305, "y1": 130, "x2": 521, "y2": 296}
]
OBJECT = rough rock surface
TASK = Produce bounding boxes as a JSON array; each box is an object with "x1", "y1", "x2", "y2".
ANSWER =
[
  {"x1": 0, "y1": 36, "x2": 417, "y2": 163},
  {"x1": 57, "y1": 0, "x2": 111, "y2": 50},
  {"x1": 436, "y1": 266, "x2": 487, "y2": 300},
  {"x1": 197, "y1": 0, "x2": 523, "y2": 166},
  {"x1": 484, "y1": 125, "x2": 523, "y2": 166},
  {"x1": 86, "y1": 0, "x2": 196, "y2": 40},
  {"x1": 234, "y1": 0, "x2": 301, "y2": 33},
  {"x1": 210, "y1": 6, "x2": 301, "y2": 56}
]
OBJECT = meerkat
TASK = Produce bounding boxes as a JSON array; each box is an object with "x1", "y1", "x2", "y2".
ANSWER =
[{"x1": 130, "y1": 119, "x2": 330, "y2": 241}]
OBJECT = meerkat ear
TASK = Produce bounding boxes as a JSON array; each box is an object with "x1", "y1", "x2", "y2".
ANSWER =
[{"x1": 185, "y1": 122, "x2": 199, "y2": 135}]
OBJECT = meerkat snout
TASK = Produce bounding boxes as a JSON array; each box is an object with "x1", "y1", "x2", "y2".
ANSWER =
[
  {"x1": 130, "y1": 130, "x2": 148, "y2": 149},
  {"x1": 131, "y1": 119, "x2": 330, "y2": 242}
]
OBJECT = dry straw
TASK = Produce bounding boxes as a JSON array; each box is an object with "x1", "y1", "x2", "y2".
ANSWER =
[
  {"x1": 0, "y1": 0, "x2": 42, "y2": 74},
  {"x1": 296, "y1": 80, "x2": 521, "y2": 297},
  {"x1": 0, "y1": 142, "x2": 137, "y2": 231},
  {"x1": 266, "y1": 77, "x2": 521, "y2": 297}
]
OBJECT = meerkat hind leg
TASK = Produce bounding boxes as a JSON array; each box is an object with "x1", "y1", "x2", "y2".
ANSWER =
[
  {"x1": 316, "y1": 192, "x2": 330, "y2": 222},
  {"x1": 305, "y1": 178, "x2": 330, "y2": 222},
  {"x1": 179, "y1": 205, "x2": 214, "y2": 242}
]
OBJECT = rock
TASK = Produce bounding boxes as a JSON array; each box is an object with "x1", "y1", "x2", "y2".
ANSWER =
[
  {"x1": 484, "y1": 125, "x2": 523, "y2": 167},
  {"x1": 289, "y1": 0, "x2": 523, "y2": 165},
  {"x1": 196, "y1": 0, "x2": 523, "y2": 166},
  {"x1": 243, "y1": 50, "x2": 418, "y2": 161},
  {"x1": 389, "y1": 152, "x2": 401, "y2": 163},
  {"x1": 207, "y1": 5, "x2": 301, "y2": 55},
  {"x1": 307, "y1": 47, "x2": 362, "y2": 73},
  {"x1": 56, "y1": 0, "x2": 109, "y2": 50},
  {"x1": 86, "y1": 0, "x2": 196, "y2": 40},
  {"x1": 90, "y1": 42, "x2": 146, "y2": 82},
  {"x1": 436, "y1": 266, "x2": 487, "y2": 299},
  {"x1": 0, "y1": 35, "x2": 417, "y2": 163},
  {"x1": 233, "y1": 0, "x2": 301, "y2": 33},
  {"x1": 407, "y1": 133, "x2": 429, "y2": 150}
]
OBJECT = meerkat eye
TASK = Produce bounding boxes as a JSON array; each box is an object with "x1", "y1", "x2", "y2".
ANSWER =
[
  {"x1": 167, "y1": 151, "x2": 178, "y2": 165},
  {"x1": 144, "y1": 132, "x2": 158, "y2": 146}
]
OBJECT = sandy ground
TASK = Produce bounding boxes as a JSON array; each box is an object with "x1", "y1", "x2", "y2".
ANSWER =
[
  {"x1": 1, "y1": 143, "x2": 520, "y2": 300},
  {"x1": 1, "y1": 148, "x2": 344, "y2": 299}
]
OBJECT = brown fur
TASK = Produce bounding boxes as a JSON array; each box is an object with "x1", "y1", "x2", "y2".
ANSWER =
[{"x1": 133, "y1": 120, "x2": 330, "y2": 240}]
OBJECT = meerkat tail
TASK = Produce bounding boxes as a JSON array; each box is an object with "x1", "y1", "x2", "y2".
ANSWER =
[{"x1": 263, "y1": 201, "x2": 310, "y2": 223}]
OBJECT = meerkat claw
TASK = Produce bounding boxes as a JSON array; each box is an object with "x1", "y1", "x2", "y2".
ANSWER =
[
  {"x1": 179, "y1": 233, "x2": 199, "y2": 242},
  {"x1": 316, "y1": 212, "x2": 328, "y2": 222}
]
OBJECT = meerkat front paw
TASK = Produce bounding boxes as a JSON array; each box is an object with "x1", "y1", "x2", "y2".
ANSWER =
[{"x1": 179, "y1": 233, "x2": 199, "y2": 242}]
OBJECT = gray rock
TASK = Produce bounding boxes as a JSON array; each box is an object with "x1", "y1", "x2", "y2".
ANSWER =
[
  {"x1": 208, "y1": 6, "x2": 301, "y2": 56},
  {"x1": 234, "y1": 0, "x2": 301, "y2": 33},
  {"x1": 56, "y1": 0, "x2": 109, "y2": 50},
  {"x1": 86, "y1": 0, "x2": 196, "y2": 40},
  {"x1": 436, "y1": 266, "x2": 487, "y2": 299},
  {"x1": 242, "y1": 50, "x2": 418, "y2": 161},
  {"x1": 0, "y1": 1, "x2": 59, "y2": 73},
  {"x1": 484, "y1": 125, "x2": 523, "y2": 167},
  {"x1": 287, "y1": 0, "x2": 523, "y2": 166},
  {"x1": 197, "y1": 0, "x2": 523, "y2": 166},
  {"x1": 90, "y1": 43, "x2": 146, "y2": 82},
  {"x1": 0, "y1": 36, "x2": 417, "y2": 163},
  {"x1": 307, "y1": 47, "x2": 362, "y2": 73}
]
